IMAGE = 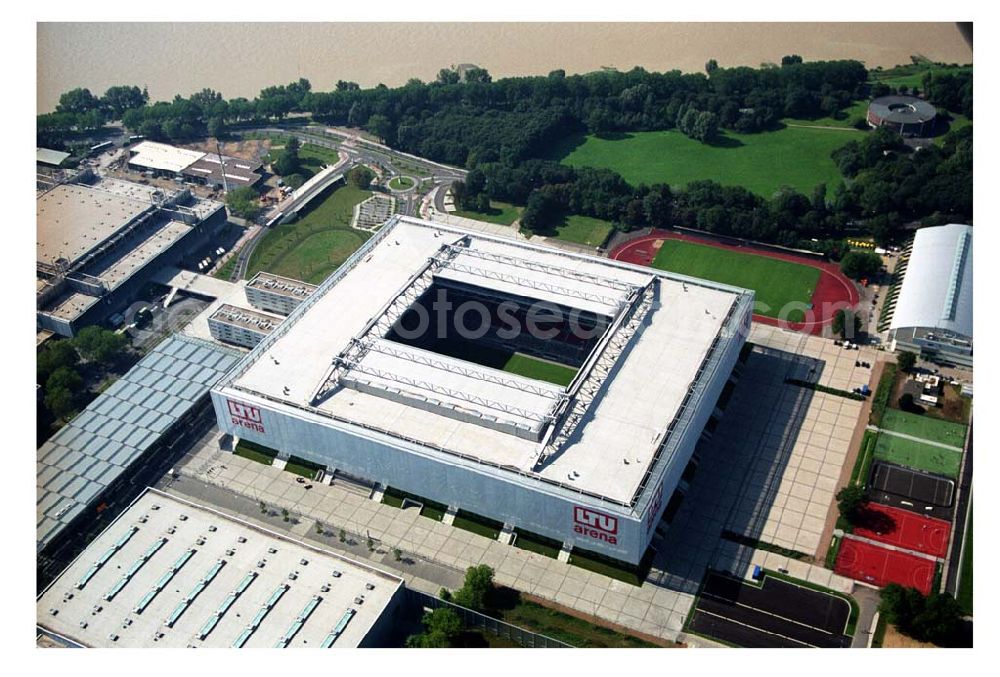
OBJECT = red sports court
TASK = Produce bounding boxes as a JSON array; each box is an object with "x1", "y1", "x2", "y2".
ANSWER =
[
  {"x1": 852, "y1": 503, "x2": 951, "y2": 557},
  {"x1": 834, "y1": 537, "x2": 935, "y2": 595}
]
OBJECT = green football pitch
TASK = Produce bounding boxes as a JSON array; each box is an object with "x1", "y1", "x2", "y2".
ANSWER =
[
  {"x1": 401, "y1": 336, "x2": 577, "y2": 387},
  {"x1": 880, "y1": 408, "x2": 967, "y2": 448},
  {"x1": 651, "y1": 240, "x2": 821, "y2": 322},
  {"x1": 501, "y1": 353, "x2": 576, "y2": 387},
  {"x1": 873, "y1": 433, "x2": 963, "y2": 479}
]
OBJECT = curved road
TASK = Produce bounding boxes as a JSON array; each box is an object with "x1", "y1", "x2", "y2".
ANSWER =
[{"x1": 227, "y1": 124, "x2": 466, "y2": 279}]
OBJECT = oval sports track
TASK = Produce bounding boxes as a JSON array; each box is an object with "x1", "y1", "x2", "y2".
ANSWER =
[{"x1": 609, "y1": 230, "x2": 859, "y2": 335}]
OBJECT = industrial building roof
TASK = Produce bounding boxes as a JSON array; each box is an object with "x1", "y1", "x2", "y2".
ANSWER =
[
  {"x1": 219, "y1": 217, "x2": 751, "y2": 505},
  {"x1": 37, "y1": 335, "x2": 242, "y2": 553},
  {"x1": 37, "y1": 489, "x2": 403, "y2": 648},
  {"x1": 36, "y1": 181, "x2": 155, "y2": 267},
  {"x1": 182, "y1": 153, "x2": 262, "y2": 186},
  {"x1": 37, "y1": 147, "x2": 71, "y2": 167},
  {"x1": 40, "y1": 291, "x2": 101, "y2": 321},
  {"x1": 85, "y1": 219, "x2": 192, "y2": 291},
  {"x1": 890, "y1": 223, "x2": 973, "y2": 339},
  {"x1": 129, "y1": 141, "x2": 206, "y2": 173}
]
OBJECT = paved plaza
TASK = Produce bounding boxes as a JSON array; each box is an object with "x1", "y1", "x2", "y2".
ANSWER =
[{"x1": 169, "y1": 323, "x2": 872, "y2": 643}]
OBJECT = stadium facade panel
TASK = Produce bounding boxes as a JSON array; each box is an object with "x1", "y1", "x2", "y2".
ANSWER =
[{"x1": 212, "y1": 217, "x2": 753, "y2": 564}]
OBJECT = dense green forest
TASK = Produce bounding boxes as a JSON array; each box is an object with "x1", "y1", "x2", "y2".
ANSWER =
[{"x1": 38, "y1": 58, "x2": 971, "y2": 249}]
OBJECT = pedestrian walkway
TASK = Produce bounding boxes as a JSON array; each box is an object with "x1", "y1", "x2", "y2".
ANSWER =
[
  {"x1": 173, "y1": 441, "x2": 696, "y2": 642},
  {"x1": 842, "y1": 534, "x2": 940, "y2": 562}
]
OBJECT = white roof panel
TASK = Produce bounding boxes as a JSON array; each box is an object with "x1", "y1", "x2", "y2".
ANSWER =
[
  {"x1": 129, "y1": 141, "x2": 205, "y2": 173},
  {"x1": 890, "y1": 223, "x2": 973, "y2": 338}
]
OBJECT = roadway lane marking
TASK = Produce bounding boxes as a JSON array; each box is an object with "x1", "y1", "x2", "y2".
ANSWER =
[
  {"x1": 701, "y1": 591, "x2": 840, "y2": 636},
  {"x1": 694, "y1": 608, "x2": 814, "y2": 648}
]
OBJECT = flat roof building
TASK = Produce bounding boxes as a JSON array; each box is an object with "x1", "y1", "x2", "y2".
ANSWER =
[
  {"x1": 208, "y1": 304, "x2": 284, "y2": 349},
  {"x1": 128, "y1": 140, "x2": 262, "y2": 189},
  {"x1": 212, "y1": 216, "x2": 754, "y2": 565},
  {"x1": 890, "y1": 223, "x2": 973, "y2": 367},
  {"x1": 37, "y1": 489, "x2": 405, "y2": 648},
  {"x1": 128, "y1": 141, "x2": 206, "y2": 174},
  {"x1": 245, "y1": 272, "x2": 317, "y2": 316},
  {"x1": 37, "y1": 147, "x2": 71, "y2": 168},
  {"x1": 36, "y1": 173, "x2": 227, "y2": 337}
]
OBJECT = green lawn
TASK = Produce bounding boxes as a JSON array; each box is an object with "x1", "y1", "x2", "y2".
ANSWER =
[
  {"x1": 388, "y1": 176, "x2": 415, "y2": 190},
  {"x1": 652, "y1": 240, "x2": 820, "y2": 322},
  {"x1": 212, "y1": 250, "x2": 239, "y2": 281},
  {"x1": 233, "y1": 440, "x2": 277, "y2": 466},
  {"x1": 934, "y1": 113, "x2": 972, "y2": 145},
  {"x1": 881, "y1": 409, "x2": 967, "y2": 448},
  {"x1": 246, "y1": 183, "x2": 371, "y2": 284},
  {"x1": 535, "y1": 214, "x2": 616, "y2": 247},
  {"x1": 502, "y1": 353, "x2": 576, "y2": 387},
  {"x1": 872, "y1": 433, "x2": 963, "y2": 479},
  {"x1": 497, "y1": 598, "x2": 658, "y2": 648},
  {"x1": 548, "y1": 128, "x2": 849, "y2": 197},
  {"x1": 957, "y1": 505, "x2": 972, "y2": 614},
  {"x1": 284, "y1": 455, "x2": 324, "y2": 479},
  {"x1": 452, "y1": 511, "x2": 502, "y2": 540},
  {"x1": 783, "y1": 99, "x2": 871, "y2": 129},
  {"x1": 870, "y1": 65, "x2": 972, "y2": 90},
  {"x1": 267, "y1": 142, "x2": 340, "y2": 180},
  {"x1": 454, "y1": 200, "x2": 522, "y2": 226}
]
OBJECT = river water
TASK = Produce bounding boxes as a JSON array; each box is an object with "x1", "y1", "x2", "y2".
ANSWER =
[{"x1": 37, "y1": 22, "x2": 971, "y2": 113}]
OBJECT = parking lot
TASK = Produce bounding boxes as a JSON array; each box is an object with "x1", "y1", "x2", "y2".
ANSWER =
[{"x1": 688, "y1": 572, "x2": 852, "y2": 648}]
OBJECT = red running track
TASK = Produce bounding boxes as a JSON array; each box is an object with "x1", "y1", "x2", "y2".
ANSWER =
[
  {"x1": 852, "y1": 504, "x2": 951, "y2": 558},
  {"x1": 834, "y1": 537, "x2": 935, "y2": 595},
  {"x1": 609, "y1": 230, "x2": 859, "y2": 335}
]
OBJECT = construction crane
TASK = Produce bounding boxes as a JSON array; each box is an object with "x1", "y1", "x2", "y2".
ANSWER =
[{"x1": 215, "y1": 140, "x2": 230, "y2": 194}]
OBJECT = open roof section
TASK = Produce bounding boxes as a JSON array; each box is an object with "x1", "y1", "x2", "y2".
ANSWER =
[{"x1": 221, "y1": 216, "x2": 751, "y2": 504}]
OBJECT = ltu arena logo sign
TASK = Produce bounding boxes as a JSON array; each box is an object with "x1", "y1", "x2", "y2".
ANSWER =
[
  {"x1": 228, "y1": 400, "x2": 265, "y2": 434},
  {"x1": 573, "y1": 506, "x2": 618, "y2": 544}
]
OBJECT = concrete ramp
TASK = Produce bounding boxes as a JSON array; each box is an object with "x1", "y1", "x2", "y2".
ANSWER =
[{"x1": 153, "y1": 266, "x2": 238, "y2": 302}]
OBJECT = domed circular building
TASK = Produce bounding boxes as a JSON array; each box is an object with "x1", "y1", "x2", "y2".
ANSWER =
[{"x1": 867, "y1": 95, "x2": 937, "y2": 137}]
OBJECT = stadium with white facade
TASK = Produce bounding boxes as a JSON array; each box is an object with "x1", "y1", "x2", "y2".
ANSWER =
[{"x1": 211, "y1": 217, "x2": 754, "y2": 566}]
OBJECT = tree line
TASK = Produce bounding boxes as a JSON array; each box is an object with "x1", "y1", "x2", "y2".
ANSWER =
[
  {"x1": 39, "y1": 57, "x2": 971, "y2": 249},
  {"x1": 39, "y1": 58, "x2": 867, "y2": 158},
  {"x1": 454, "y1": 123, "x2": 970, "y2": 250},
  {"x1": 37, "y1": 328, "x2": 129, "y2": 444}
]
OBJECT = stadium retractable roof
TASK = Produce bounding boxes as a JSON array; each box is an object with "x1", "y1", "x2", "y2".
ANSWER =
[{"x1": 221, "y1": 217, "x2": 751, "y2": 504}]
